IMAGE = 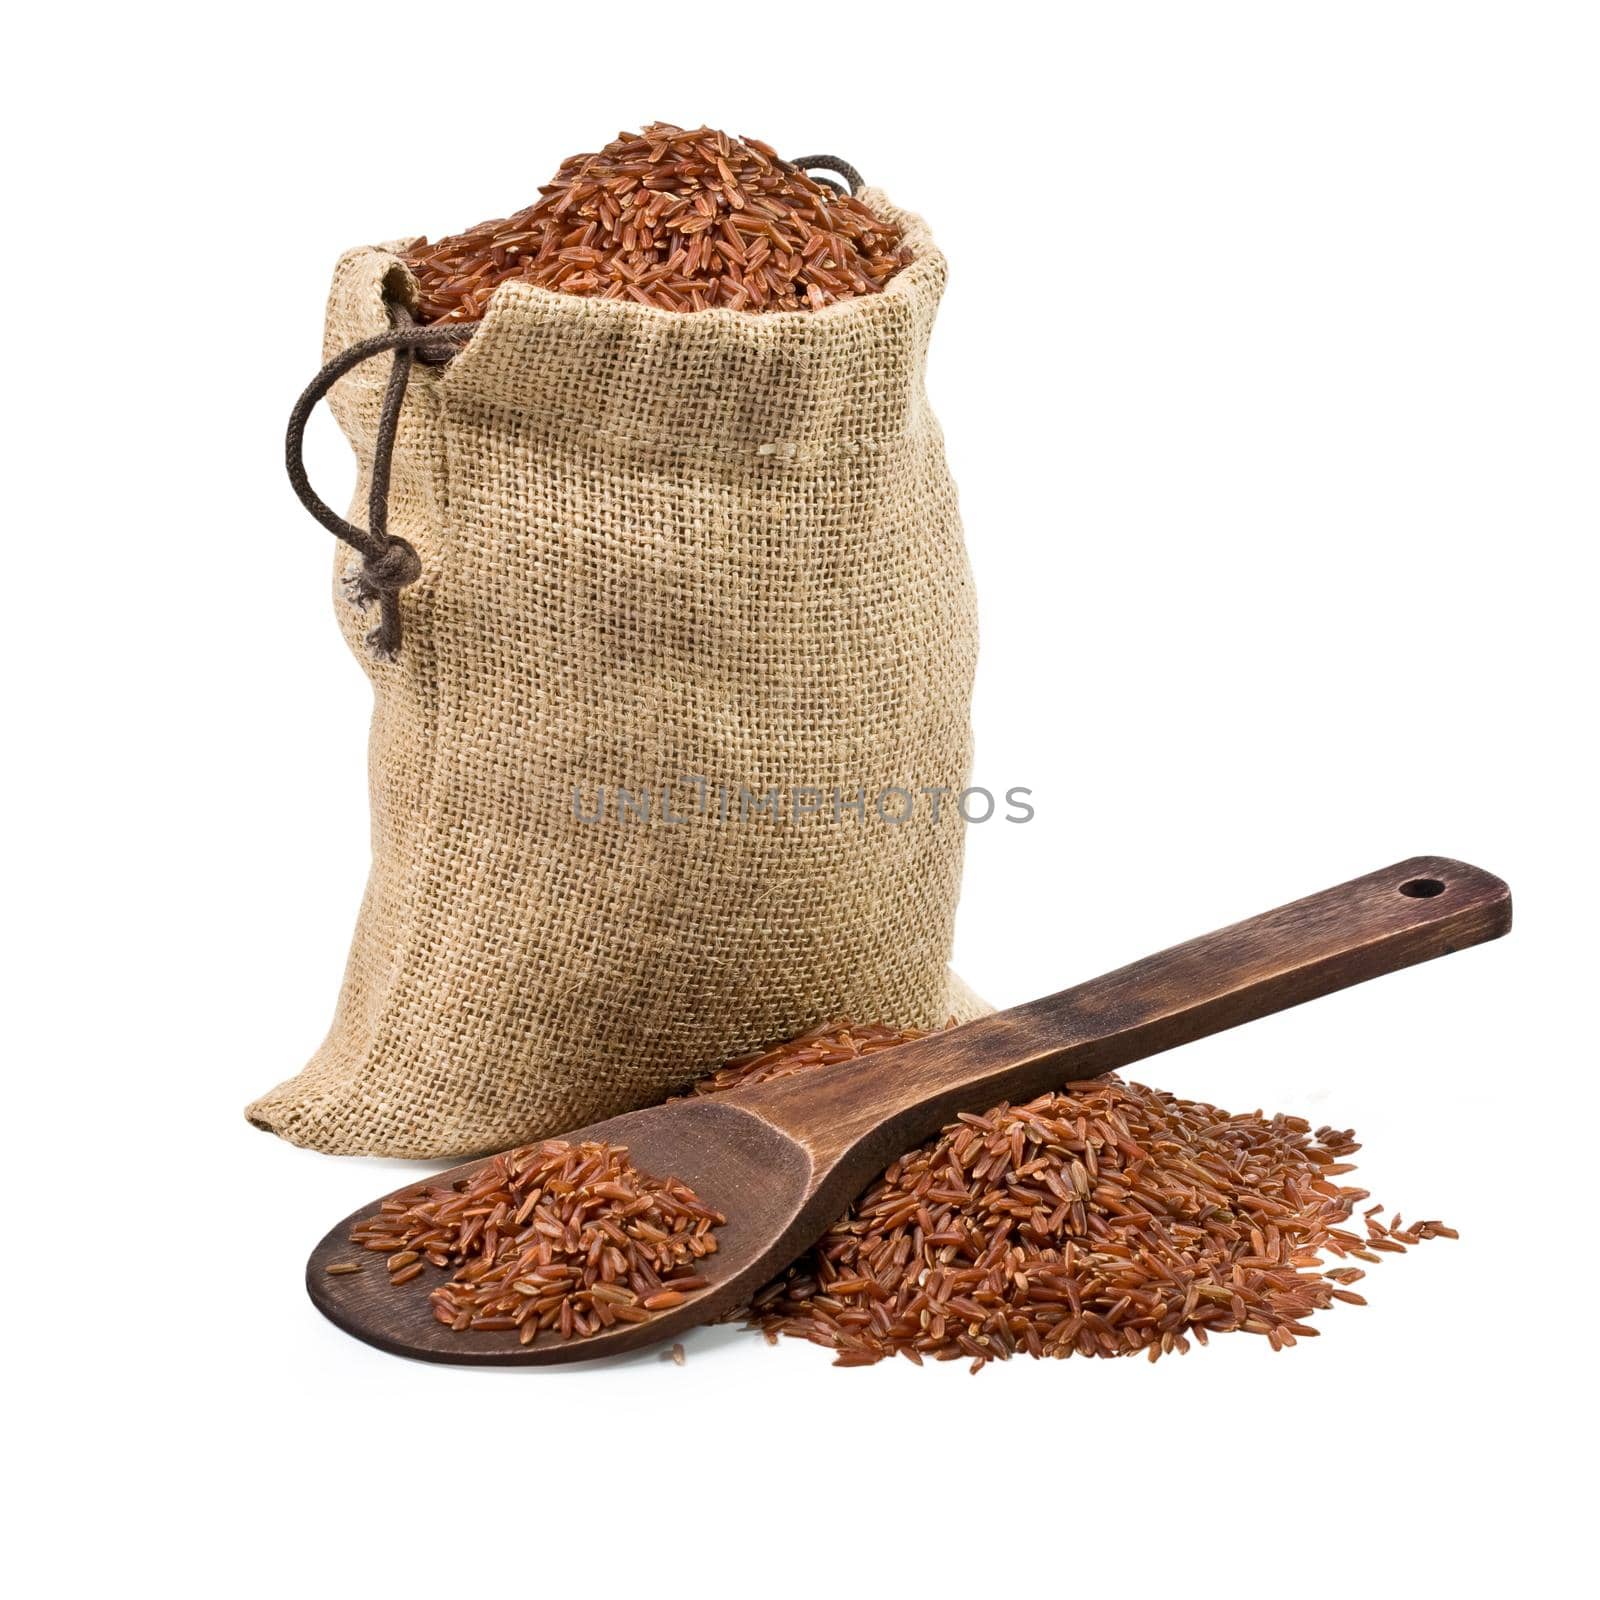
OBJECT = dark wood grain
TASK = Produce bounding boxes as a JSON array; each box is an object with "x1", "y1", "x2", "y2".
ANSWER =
[{"x1": 308, "y1": 855, "x2": 1510, "y2": 1365}]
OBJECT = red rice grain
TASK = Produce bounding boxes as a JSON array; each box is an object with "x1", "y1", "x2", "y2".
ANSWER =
[{"x1": 401, "y1": 123, "x2": 913, "y2": 323}]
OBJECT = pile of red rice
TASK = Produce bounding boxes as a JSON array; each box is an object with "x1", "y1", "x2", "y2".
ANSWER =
[
  {"x1": 402, "y1": 122, "x2": 913, "y2": 321},
  {"x1": 344, "y1": 1020, "x2": 1455, "y2": 1368},
  {"x1": 707, "y1": 1023, "x2": 1456, "y2": 1370}
]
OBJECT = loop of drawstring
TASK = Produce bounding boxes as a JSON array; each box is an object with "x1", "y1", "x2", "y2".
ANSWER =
[
  {"x1": 790, "y1": 154, "x2": 864, "y2": 197},
  {"x1": 286, "y1": 151, "x2": 862, "y2": 661}
]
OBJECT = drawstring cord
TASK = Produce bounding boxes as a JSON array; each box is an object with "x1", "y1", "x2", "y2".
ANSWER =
[
  {"x1": 285, "y1": 156, "x2": 862, "y2": 660},
  {"x1": 284, "y1": 315, "x2": 473, "y2": 659}
]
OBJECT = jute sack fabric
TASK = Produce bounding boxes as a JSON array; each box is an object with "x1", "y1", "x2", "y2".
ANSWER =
[{"x1": 247, "y1": 193, "x2": 986, "y2": 1159}]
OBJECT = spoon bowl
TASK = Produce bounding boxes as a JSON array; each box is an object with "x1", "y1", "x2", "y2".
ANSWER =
[{"x1": 308, "y1": 1097, "x2": 816, "y2": 1364}]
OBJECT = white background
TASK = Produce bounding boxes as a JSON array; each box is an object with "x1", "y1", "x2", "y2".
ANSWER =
[{"x1": 7, "y1": 4, "x2": 1596, "y2": 1595}]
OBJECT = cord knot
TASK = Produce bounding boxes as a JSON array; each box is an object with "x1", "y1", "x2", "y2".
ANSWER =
[{"x1": 362, "y1": 537, "x2": 422, "y2": 593}]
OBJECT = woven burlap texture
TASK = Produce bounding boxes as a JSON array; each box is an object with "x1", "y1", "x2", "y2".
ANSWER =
[{"x1": 246, "y1": 194, "x2": 985, "y2": 1158}]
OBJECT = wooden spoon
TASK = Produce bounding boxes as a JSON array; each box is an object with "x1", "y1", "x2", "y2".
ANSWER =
[{"x1": 307, "y1": 855, "x2": 1509, "y2": 1365}]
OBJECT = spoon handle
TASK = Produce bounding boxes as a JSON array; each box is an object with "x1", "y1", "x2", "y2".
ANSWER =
[{"x1": 739, "y1": 856, "x2": 1511, "y2": 1168}]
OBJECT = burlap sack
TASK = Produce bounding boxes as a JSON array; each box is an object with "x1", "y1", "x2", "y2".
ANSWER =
[{"x1": 247, "y1": 193, "x2": 985, "y2": 1158}]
